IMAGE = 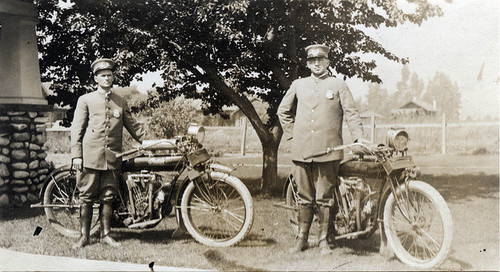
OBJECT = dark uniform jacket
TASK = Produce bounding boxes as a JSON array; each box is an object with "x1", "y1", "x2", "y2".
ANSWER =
[
  {"x1": 277, "y1": 75, "x2": 364, "y2": 162},
  {"x1": 71, "y1": 90, "x2": 145, "y2": 170}
]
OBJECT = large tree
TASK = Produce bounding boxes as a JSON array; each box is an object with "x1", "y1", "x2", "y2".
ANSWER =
[{"x1": 36, "y1": 0, "x2": 443, "y2": 194}]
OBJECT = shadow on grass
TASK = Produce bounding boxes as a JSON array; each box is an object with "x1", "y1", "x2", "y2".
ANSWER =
[
  {"x1": 0, "y1": 205, "x2": 45, "y2": 221},
  {"x1": 236, "y1": 233, "x2": 277, "y2": 248},
  {"x1": 204, "y1": 249, "x2": 268, "y2": 271},
  {"x1": 337, "y1": 234, "x2": 381, "y2": 256},
  {"x1": 113, "y1": 228, "x2": 175, "y2": 244},
  {"x1": 421, "y1": 174, "x2": 499, "y2": 203}
]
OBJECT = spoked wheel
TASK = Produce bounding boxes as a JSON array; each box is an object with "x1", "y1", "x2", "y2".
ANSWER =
[
  {"x1": 181, "y1": 171, "x2": 254, "y2": 247},
  {"x1": 285, "y1": 175, "x2": 319, "y2": 240},
  {"x1": 43, "y1": 169, "x2": 100, "y2": 238},
  {"x1": 383, "y1": 180, "x2": 453, "y2": 269}
]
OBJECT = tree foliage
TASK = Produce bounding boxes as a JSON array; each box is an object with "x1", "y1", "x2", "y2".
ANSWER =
[
  {"x1": 36, "y1": 0, "x2": 443, "y2": 193},
  {"x1": 364, "y1": 83, "x2": 391, "y2": 117},
  {"x1": 423, "y1": 71, "x2": 461, "y2": 121},
  {"x1": 392, "y1": 64, "x2": 425, "y2": 108}
]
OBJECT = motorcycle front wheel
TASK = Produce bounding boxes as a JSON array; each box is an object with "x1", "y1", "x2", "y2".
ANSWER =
[
  {"x1": 383, "y1": 180, "x2": 453, "y2": 269},
  {"x1": 181, "y1": 171, "x2": 254, "y2": 247},
  {"x1": 43, "y1": 169, "x2": 100, "y2": 238}
]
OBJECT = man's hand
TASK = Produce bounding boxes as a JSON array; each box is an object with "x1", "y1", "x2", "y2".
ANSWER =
[{"x1": 72, "y1": 158, "x2": 83, "y2": 171}]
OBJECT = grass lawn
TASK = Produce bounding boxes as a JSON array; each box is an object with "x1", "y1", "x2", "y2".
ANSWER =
[{"x1": 0, "y1": 153, "x2": 498, "y2": 270}]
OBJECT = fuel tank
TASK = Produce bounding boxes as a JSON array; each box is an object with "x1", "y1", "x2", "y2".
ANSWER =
[
  {"x1": 339, "y1": 158, "x2": 386, "y2": 179},
  {"x1": 122, "y1": 155, "x2": 184, "y2": 172}
]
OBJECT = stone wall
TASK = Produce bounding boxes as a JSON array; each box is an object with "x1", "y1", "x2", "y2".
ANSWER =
[{"x1": 0, "y1": 104, "x2": 54, "y2": 206}]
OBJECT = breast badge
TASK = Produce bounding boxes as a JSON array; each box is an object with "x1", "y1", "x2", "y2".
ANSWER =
[
  {"x1": 326, "y1": 90, "x2": 334, "y2": 99},
  {"x1": 113, "y1": 109, "x2": 120, "y2": 118}
]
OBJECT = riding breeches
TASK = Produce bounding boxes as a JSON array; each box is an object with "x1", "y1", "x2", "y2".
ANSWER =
[
  {"x1": 77, "y1": 168, "x2": 120, "y2": 203},
  {"x1": 292, "y1": 160, "x2": 340, "y2": 207}
]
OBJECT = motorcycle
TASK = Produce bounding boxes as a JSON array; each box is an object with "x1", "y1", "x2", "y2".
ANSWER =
[
  {"x1": 31, "y1": 125, "x2": 254, "y2": 247},
  {"x1": 277, "y1": 128, "x2": 453, "y2": 269}
]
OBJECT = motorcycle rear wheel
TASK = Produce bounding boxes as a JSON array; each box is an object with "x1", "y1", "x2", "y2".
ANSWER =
[
  {"x1": 43, "y1": 169, "x2": 100, "y2": 238},
  {"x1": 181, "y1": 171, "x2": 254, "y2": 247},
  {"x1": 383, "y1": 180, "x2": 453, "y2": 269}
]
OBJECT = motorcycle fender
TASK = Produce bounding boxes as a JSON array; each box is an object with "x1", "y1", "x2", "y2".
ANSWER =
[
  {"x1": 187, "y1": 169, "x2": 202, "y2": 180},
  {"x1": 37, "y1": 164, "x2": 72, "y2": 199},
  {"x1": 209, "y1": 162, "x2": 234, "y2": 173}
]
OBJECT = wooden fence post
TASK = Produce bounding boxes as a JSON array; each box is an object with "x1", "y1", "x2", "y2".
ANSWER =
[
  {"x1": 240, "y1": 117, "x2": 247, "y2": 156},
  {"x1": 370, "y1": 115, "x2": 375, "y2": 143},
  {"x1": 441, "y1": 112, "x2": 446, "y2": 155}
]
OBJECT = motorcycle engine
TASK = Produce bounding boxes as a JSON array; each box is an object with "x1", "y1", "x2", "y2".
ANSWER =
[
  {"x1": 335, "y1": 177, "x2": 374, "y2": 235},
  {"x1": 124, "y1": 170, "x2": 175, "y2": 222}
]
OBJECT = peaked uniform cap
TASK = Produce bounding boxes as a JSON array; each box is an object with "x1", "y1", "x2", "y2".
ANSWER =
[
  {"x1": 91, "y1": 58, "x2": 115, "y2": 74},
  {"x1": 305, "y1": 44, "x2": 330, "y2": 59}
]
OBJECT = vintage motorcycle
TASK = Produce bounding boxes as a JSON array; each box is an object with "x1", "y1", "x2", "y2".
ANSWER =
[
  {"x1": 31, "y1": 125, "x2": 254, "y2": 247},
  {"x1": 279, "y1": 128, "x2": 453, "y2": 269}
]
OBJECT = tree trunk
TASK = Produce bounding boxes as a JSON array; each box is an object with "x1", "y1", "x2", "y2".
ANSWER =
[{"x1": 259, "y1": 126, "x2": 282, "y2": 195}]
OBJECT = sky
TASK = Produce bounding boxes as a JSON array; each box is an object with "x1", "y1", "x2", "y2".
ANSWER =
[
  {"x1": 133, "y1": 0, "x2": 499, "y2": 121},
  {"x1": 346, "y1": 0, "x2": 499, "y2": 120}
]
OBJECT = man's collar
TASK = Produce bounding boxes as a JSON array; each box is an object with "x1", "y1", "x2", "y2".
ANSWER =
[
  {"x1": 96, "y1": 87, "x2": 112, "y2": 96},
  {"x1": 311, "y1": 72, "x2": 329, "y2": 80}
]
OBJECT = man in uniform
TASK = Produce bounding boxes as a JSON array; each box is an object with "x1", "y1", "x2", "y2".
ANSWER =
[
  {"x1": 71, "y1": 58, "x2": 145, "y2": 249},
  {"x1": 277, "y1": 44, "x2": 367, "y2": 255}
]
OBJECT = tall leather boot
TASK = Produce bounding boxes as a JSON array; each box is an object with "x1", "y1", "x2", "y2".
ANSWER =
[
  {"x1": 100, "y1": 202, "x2": 121, "y2": 247},
  {"x1": 318, "y1": 205, "x2": 333, "y2": 255},
  {"x1": 72, "y1": 203, "x2": 93, "y2": 249},
  {"x1": 289, "y1": 205, "x2": 313, "y2": 254}
]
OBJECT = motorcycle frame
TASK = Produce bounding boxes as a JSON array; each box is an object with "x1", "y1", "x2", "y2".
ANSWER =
[
  {"x1": 281, "y1": 156, "x2": 419, "y2": 241},
  {"x1": 33, "y1": 154, "x2": 235, "y2": 227}
]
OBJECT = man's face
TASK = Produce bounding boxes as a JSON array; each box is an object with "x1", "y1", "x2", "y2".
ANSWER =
[
  {"x1": 306, "y1": 57, "x2": 329, "y2": 76},
  {"x1": 94, "y1": 70, "x2": 114, "y2": 88}
]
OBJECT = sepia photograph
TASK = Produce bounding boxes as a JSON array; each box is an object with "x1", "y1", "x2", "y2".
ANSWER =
[{"x1": 0, "y1": 0, "x2": 498, "y2": 271}]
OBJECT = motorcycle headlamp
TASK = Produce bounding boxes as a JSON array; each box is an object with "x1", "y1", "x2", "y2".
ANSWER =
[
  {"x1": 386, "y1": 128, "x2": 409, "y2": 151},
  {"x1": 187, "y1": 125, "x2": 205, "y2": 143}
]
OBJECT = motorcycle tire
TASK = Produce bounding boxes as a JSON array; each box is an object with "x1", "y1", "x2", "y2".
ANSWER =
[
  {"x1": 383, "y1": 180, "x2": 453, "y2": 269},
  {"x1": 180, "y1": 171, "x2": 254, "y2": 247},
  {"x1": 43, "y1": 169, "x2": 100, "y2": 238}
]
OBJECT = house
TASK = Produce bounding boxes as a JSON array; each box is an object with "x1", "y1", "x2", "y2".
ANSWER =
[
  {"x1": 391, "y1": 99, "x2": 439, "y2": 119},
  {"x1": 226, "y1": 97, "x2": 269, "y2": 127}
]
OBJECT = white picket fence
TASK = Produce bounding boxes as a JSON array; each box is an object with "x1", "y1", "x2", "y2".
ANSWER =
[
  {"x1": 204, "y1": 114, "x2": 499, "y2": 155},
  {"x1": 44, "y1": 115, "x2": 499, "y2": 155}
]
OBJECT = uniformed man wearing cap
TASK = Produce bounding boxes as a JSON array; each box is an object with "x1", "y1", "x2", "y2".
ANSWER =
[
  {"x1": 277, "y1": 44, "x2": 368, "y2": 255},
  {"x1": 71, "y1": 58, "x2": 145, "y2": 249}
]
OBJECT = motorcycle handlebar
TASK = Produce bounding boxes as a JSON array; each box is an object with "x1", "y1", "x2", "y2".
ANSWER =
[
  {"x1": 302, "y1": 143, "x2": 381, "y2": 160},
  {"x1": 116, "y1": 148, "x2": 140, "y2": 159}
]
